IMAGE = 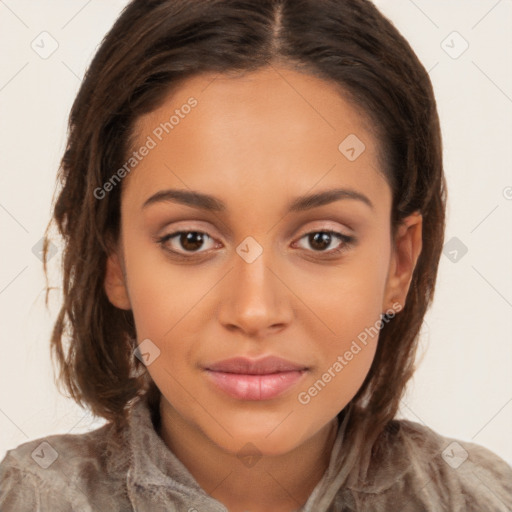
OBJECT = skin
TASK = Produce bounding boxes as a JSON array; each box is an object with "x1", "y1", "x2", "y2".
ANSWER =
[{"x1": 104, "y1": 65, "x2": 422, "y2": 512}]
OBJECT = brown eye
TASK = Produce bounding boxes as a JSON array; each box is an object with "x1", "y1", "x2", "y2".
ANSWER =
[
  {"x1": 296, "y1": 230, "x2": 355, "y2": 255},
  {"x1": 158, "y1": 231, "x2": 216, "y2": 255},
  {"x1": 179, "y1": 232, "x2": 207, "y2": 252},
  {"x1": 308, "y1": 232, "x2": 334, "y2": 251}
]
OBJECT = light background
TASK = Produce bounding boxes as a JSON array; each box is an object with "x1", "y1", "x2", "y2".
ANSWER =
[{"x1": 0, "y1": 0, "x2": 511, "y2": 468}]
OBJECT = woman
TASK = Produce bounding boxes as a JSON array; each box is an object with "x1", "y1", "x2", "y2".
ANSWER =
[{"x1": 1, "y1": 1, "x2": 511, "y2": 510}]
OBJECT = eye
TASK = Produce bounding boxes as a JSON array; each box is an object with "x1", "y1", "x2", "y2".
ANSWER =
[
  {"x1": 156, "y1": 230, "x2": 217, "y2": 255},
  {"x1": 294, "y1": 230, "x2": 355, "y2": 256}
]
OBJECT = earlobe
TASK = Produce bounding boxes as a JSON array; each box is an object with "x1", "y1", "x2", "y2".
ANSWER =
[
  {"x1": 104, "y1": 250, "x2": 132, "y2": 311},
  {"x1": 383, "y1": 211, "x2": 423, "y2": 313}
]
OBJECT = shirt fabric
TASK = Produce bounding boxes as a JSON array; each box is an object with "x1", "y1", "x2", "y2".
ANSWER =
[{"x1": 1, "y1": 391, "x2": 511, "y2": 511}]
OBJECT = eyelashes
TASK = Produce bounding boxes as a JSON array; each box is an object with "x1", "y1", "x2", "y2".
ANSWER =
[
  {"x1": 155, "y1": 229, "x2": 356, "y2": 259},
  {"x1": 294, "y1": 230, "x2": 355, "y2": 255}
]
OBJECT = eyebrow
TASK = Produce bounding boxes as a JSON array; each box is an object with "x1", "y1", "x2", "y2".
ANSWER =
[{"x1": 142, "y1": 187, "x2": 374, "y2": 212}]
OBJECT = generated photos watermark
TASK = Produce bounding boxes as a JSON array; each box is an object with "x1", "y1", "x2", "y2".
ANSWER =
[
  {"x1": 94, "y1": 97, "x2": 198, "y2": 200},
  {"x1": 297, "y1": 301, "x2": 403, "y2": 405}
]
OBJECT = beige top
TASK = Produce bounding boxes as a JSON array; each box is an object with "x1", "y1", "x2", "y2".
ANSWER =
[{"x1": 1, "y1": 391, "x2": 511, "y2": 511}]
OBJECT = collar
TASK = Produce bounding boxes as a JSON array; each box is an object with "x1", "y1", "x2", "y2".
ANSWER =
[{"x1": 125, "y1": 392, "x2": 227, "y2": 511}]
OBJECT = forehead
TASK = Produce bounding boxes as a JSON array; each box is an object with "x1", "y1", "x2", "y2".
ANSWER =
[{"x1": 123, "y1": 66, "x2": 389, "y2": 215}]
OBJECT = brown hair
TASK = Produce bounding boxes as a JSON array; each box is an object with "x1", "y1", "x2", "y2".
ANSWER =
[{"x1": 42, "y1": 0, "x2": 446, "y2": 444}]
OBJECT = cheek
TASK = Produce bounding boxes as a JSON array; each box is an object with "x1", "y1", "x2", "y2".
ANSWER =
[
  {"x1": 124, "y1": 252, "x2": 206, "y2": 404},
  {"x1": 296, "y1": 340, "x2": 377, "y2": 423},
  {"x1": 122, "y1": 229, "x2": 205, "y2": 339},
  {"x1": 298, "y1": 237, "x2": 390, "y2": 341},
  {"x1": 295, "y1": 283, "x2": 382, "y2": 420},
  {"x1": 293, "y1": 236, "x2": 389, "y2": 412},
  {"x1": 128, "y1": 266, "x2": 221, "y2": 345}
]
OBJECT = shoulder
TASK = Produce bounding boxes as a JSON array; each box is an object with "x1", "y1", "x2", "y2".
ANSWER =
[
  {"x1": 345, "y1": 418, "x2": 512, "y2": 511},
  {"x1": 0, "y1": 421, "x2": 130, "y2": 511}
]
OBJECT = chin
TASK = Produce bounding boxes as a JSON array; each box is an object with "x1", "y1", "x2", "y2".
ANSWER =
[{"x1": 204, "y1": 417, "x2": 307, "y2": 456}]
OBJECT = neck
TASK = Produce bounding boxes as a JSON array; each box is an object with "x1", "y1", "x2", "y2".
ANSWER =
[{"x1": 158, "y1": 397, "x2": 339, "y2": 512}]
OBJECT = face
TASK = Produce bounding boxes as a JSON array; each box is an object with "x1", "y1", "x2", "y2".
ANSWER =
[{"x1": 104, "y1": 65, "x2": 422, "y2": 456}]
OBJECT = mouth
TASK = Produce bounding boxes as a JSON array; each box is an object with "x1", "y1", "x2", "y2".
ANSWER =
[
  {"x1": 203, "y1": 369, "x2": 308, "y2": 401},
  {"x1": 202, "y1": 355, "x2": 310, "y2": 401}
]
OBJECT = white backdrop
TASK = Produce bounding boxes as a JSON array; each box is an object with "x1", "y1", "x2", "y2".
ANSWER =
[{"x1": 1, "y1": 0, "x2": 511, "y2": 467}]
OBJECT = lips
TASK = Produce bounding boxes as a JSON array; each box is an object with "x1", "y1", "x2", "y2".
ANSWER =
[
  {"x1": 203, "y1": 355, "x2": 309, "y2": 401},
  {"x1": 204, "y1": 355, "x2": 308, "y2": 375}
]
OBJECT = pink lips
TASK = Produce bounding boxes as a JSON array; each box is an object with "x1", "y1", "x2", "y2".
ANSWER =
[{"x1": 203, "y1": 356, "x2": 309, "y2": 401}]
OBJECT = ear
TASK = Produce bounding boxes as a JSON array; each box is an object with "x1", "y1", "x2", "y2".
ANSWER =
[
  {"x1": 104, "y1": 241, "x2": 131, "y2": 311},
  {"x1": 382, "y1": 211, "x2": 423, "y2": 313}
]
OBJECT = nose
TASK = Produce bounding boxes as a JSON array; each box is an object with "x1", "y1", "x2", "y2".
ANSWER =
[{"x1": 217, "y1": 247, "x2": 294, "y2": 337}]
